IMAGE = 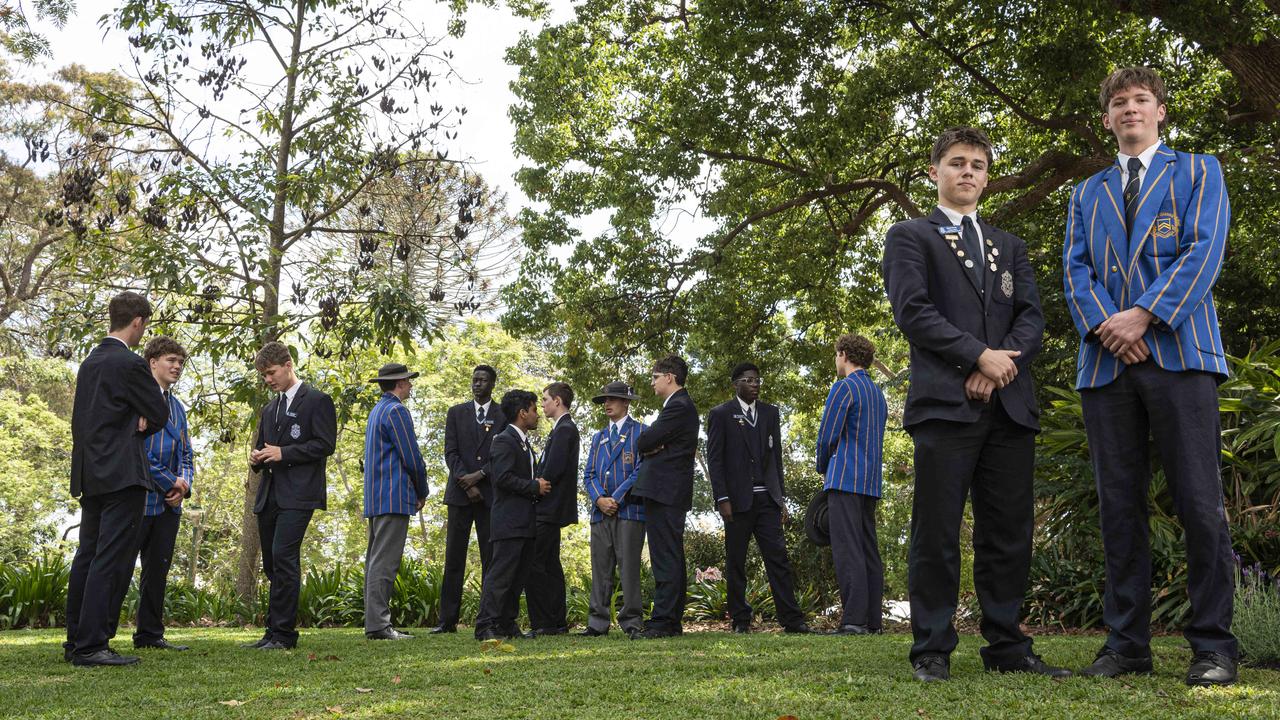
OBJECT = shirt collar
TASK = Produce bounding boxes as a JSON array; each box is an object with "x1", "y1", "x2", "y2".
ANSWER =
[
  {"x1": 549, "y1": 413, "x2": 570, "y2": 432},
  {"x1": 1118, "y1": 140, "x2": 1161, "y2": 174},
  {"x1": 737, "y1": 397, "x2": 756, "y2": 415},
  {"x1": 105, "y1": 336, "x2": 129, "y2": 348},
  {"x1": 937, "y1": 204, "x2": 980, "y2": 228},
  {"x1": 510, "y1": 424, "x2": 528, "y2": 443},
  {"x1": 662, "y1": 388, "x2": 681, "y2": 408},
  {"x1": 283, "y1": 379, "x2": 303, "y2": 402},
  {"x1": 611, "y1": 416, "x2": 630, "y2": 434},
  {"x1": 474, "y1": 399, "x2": 491, "y2": 415}
]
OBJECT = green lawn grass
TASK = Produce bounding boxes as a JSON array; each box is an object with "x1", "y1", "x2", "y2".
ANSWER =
[{"x1": 1, "y1": 628, "x2": 1277, "y2": 719}]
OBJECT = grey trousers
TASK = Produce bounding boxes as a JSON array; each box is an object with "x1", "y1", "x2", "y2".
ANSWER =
[
  {"x1": 364, "y1": 513, "x2": 410, "y2": 633},
  {"x1": 588, "y1": 515, "x2": 646, "y2": 633}
]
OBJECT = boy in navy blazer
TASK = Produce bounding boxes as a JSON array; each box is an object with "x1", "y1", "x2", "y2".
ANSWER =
[
  {"x1": 883, "y1": 127, "x2": 1068, "y2": 682},
  {"x1": 64, "y1": 292, "x2": 169, "y2": 667},
  {"x1": 706, "y1": 362, "x2": 809, "y2": 634},
  {"x1": 474, "y1": 390, "x2": 551, "y2": 640},
  {"x1": 630, "y1": 354, "x2": 700, "y2": 639},
  {"x1": 525, "y1": 382, "x2": 580, "y2": 636},
  {"x1": 1064, "y1": 67, "x2": 1237, "y2": 686},
  {"x1": 246, "y1": 342, "x2": 337, "y2": 650}
]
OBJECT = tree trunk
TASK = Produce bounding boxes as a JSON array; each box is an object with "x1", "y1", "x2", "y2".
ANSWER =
[{"x1": 234, "y1": 467, "x2": 262, "y2": 605}]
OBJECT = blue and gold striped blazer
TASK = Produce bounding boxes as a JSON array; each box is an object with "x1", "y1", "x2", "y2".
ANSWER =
[
  {"x1": 582, "y1": 416, "x2": 647, "y2": 523},
  {"x1": 362, "y1": 393, "x2": 428, "y2": 518},
  {"x1": 143, "y1": 392, "x2": 193, "y2": 516},
  {"x1": 815, "y1": 370, "x2": 887, "y2": 498},
  {"x1": 1063, "y1": 144, "x2": 1229, "y2": 389}
]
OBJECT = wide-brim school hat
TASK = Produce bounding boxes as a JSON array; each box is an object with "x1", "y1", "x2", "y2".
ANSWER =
[
  {"x1": 367, "y1": 363, "x2": 420, "y2": 383},
  {"x1": 804, "y1": 489, "x2": 831, "y2": 546},
  {"x1": 592, "y1": 381, "x2": 640, "y2": 403}
]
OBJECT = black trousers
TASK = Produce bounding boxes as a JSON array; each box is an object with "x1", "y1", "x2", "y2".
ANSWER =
[
  {"x1": 439, "y1": 502, "x2": 492, "y2": 628},
  {"x1": 256, "y1": 488, "x2": 313, "y2": 646},
  {"x1": 65, "y1": 486, "x2": 146, "y2": 656},
  {"x1": 525, "y1": 522, "x2": 567, "y2": 630},
  {"x1": 474, "y1": 536, "x2": 535, "y2": 637},
  {"x1": 643, "y1": 498, "x2": 687, "y2": 632},
  {"x1": 133, "y1": 510, "x2": 181, "y2": 644},
  {"x1": 907, "y1": 396, "x2": 1034, "y2": 666},
  {"x1": 723, "y1": 494, "x2": 804, "y2": 628},
  {"x1": 1081, "y1": 362, "x2": 1237, "y2": 659},
  {"x1": 828, "y1": 490, "x2": 883, "y2": 629}
]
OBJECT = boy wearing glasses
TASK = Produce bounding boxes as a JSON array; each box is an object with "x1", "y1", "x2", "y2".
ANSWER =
[
  {"x1": 630, "y1": 354, "x2": 699, "y2": 639},
  {"x1": 706, "y1": 362, "x2": 810, "y2": 634}
]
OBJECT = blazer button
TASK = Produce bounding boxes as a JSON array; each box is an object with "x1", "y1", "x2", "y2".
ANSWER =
[{"x1": 1110, "y1": 265, "x2": 1118, "y2": 272}]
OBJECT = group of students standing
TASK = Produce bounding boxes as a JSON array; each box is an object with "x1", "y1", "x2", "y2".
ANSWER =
[{"x1": 61, "y1": 65, "x2": 1238, "y2": 688}]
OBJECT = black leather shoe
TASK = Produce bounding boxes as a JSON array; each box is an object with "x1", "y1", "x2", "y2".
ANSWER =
[
  {"x1": 63, "y1": 643, "x2": 74, "y2": 662},
  {"x1": 517, "y1": 630, "x2": 537, "y2": 640},
  {"x1": 257, "y1": 640, "x2": 293, "y2": 650},
  {"x1": 1186, "y1": 651, "x2": 1237, "y2": 686},
  {"x1": 830, "y1": 624, "x2": 872, "y2": 635},
  {"x1": 625, "y1": 627, "x2": 643, "y2": 640},
  {"x1": 783, "y1": 623, "x2": 813, "y2": 634},
  {"x1": 732, "y1": 624, "x2": 751, "y2": 634},
  {"x1": 987, "y1": 653, "x2": 1072, "y2": 678},
  {"x1": 578, "y1": 627, "x2": 607, "y2": 637},
  {"x1": 475, "y1": 629, "x2": 504, "y2": 642},
  {"x1": 913, "y1": 655, "x2": 950, "y2": 682},
  {"x1": 134, "y1": 638, "x2": 189, "y2": 651},
  {"x1": 366, "y1": 628, "x2": 414, "y2": 640},
  {"x1": 72, "y1": 649, "x2": 141, "y2": 667},
  {"x1": 429, "y1": 624, "x2": 457, "y2": 634},
  {"x1": 532, "y1": 627, "x2": 568, "y2": 637},
  {"x1": 635, "y1": 627, "x2": 678, "y2": 640},
  {"x1": 1079, "y1": 648, "x2": 1154, "y2": 678},
  {"x1": 241, "y1": 636, "x2": 272, "y2": 649}
]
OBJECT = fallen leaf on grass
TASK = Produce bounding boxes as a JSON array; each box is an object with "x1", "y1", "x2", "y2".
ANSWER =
[
  {"x1": 479, "y1": 638, "x2": 501, "y2": 650},
  {"x1": 325, "y1": 654, "x2": 340, "y2": 661},
  {"x1": 308, "y1": 652, "x2": 318, "y2": 661},
  {"x1": 326, "y1": 705, "x2": 343, "y2": 715},
  {"x1": 391, "y1": 675, "x2": 401, "y2": 685},
  {"x1": 356, "y1": 688, "x2": 373, "y2": 694},
  {"x1": 483, "y1": 668, "x2": 492, "y2": 675},
  {"x1": 778, "y1": 716, "x2": 799, "y2": 720},
  {"x1": 916, "y1": 709, "x2": 930, "y2": 718},
  {"x1": 218, "y1": 700, "x2": 246, "y2": 707}
]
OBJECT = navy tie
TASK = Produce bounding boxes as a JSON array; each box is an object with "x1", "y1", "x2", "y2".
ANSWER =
[
  {"x1": 610, "y1": 424, "x2": 620, "y2": 445},
  {"x1": 745, "y1": 406, "x2": 755, "y2": 425},
  {"x1": 476, "y1": 405, "x2": 485, "y2": 424},
  {"x1": 962, "y1": 216, "x2": 984, "y2": 290},
  {"x1": 1124, "y1": 156, "x2": 1143, "y2": 232}
]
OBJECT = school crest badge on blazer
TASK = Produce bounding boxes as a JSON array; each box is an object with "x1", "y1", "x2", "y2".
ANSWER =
[
  {"x1": 1154, "y1": 212, "x2": 1177, "y2": 239},
  {"x1": 1001, "y1": 270, "x2": 1014, "y2": 298}
]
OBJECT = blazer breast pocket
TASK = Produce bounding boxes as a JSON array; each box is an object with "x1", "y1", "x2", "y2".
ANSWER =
[{"x1": 1142, "y1": 213, "x2": 1180, "y2": 256}]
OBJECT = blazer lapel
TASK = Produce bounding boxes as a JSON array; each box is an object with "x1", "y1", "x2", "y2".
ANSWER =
[
  {"x1": 1098, "y1": 165, "x2": 1130, "y2": 265},
  {"x1": 1126, "y1": 145, "x2": 1176, "y2": 272},
  {"x1": 978, "y1": 221, "x2": 1005, "y2": 304},
  {"x1": 161, "y1": 396, "x2": 183, "y2": 445},
  {"x1": 928, "y1": 207, "x2": 982, "y2": 298}
]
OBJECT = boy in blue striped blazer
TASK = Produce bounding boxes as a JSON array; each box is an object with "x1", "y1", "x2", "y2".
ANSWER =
[
  {"x1": 1064, "y1": 66, "x2": 1237, "y2": 686},
  {"x1": 361, "y1": 363, "x2": 429, "y2": 640},
  {"x1": 579, "y1": 381, "x2": 647, "y2": 638},
  {"x1": 132, "y1": 336, "x2": 194, "y2": 652},
  {"x1": 815, "y1": 334, "x2": 887, "y2": 637}
]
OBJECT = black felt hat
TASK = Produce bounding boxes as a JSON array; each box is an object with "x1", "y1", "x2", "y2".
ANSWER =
[
  {"x1": 367, "y1": 363, "x2": 420, "y2": 383},
  {"x1": 804, "y1": 489, "x2": 831, "y2": 546},
  {"x1": 591, "y1": 380, "x2": 640, "y2": 403}
]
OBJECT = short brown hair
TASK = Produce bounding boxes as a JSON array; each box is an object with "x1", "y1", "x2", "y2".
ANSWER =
[
  {"x1": 1099, "y1": 66, "x2": 1167, "y2": 112},
  {"x1": 543, "y1": 381, "x2": 574, "y2": 409},
  {"x1": 930, "y1": 126, "x2": 994, "y2": 167},
  {"x1": 653, "y1": 354, "x2": 689, "y2": 386},
  {"x1": 108, "y1": 291, "x2": 152, "y2": 331},
  {"x1": 836, "y1": 333, "x2": 875, "y2": 369},
  {"x1": 253, "y1": 341, "x2": 293, "y2": 372},
  {"x1": 143, "y1": 336, "x2": 188, "y2": 362}
]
